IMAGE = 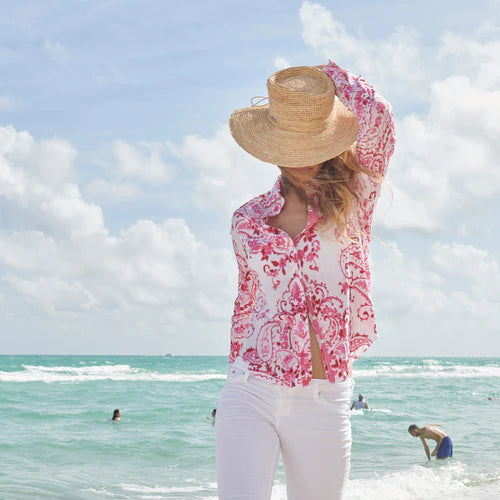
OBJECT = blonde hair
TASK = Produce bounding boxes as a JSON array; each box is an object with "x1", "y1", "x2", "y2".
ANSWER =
[{"x1": 279, "y1": 145, "x2": 381, "y2": 234}]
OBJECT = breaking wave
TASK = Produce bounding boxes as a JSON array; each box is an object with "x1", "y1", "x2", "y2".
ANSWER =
[{"x1": 0, "y1": 364, "x2": 226, "y2": 383}]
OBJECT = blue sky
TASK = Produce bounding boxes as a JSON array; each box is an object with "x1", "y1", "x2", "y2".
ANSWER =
[{"x1": 1, "y1": 0, "x2": 499, "y2": 356}]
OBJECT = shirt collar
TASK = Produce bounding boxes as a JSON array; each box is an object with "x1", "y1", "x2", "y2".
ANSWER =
[
  {"x1": 262, "y1": 176, "x2": 285, "y2": 217},
  {"x1": 261, "y1": 175, "x2": 322, "y2": 226}
]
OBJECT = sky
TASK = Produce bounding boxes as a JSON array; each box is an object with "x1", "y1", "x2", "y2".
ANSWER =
[{"x1": 0, "y1": 0, "x2": 499, "y2": 356}]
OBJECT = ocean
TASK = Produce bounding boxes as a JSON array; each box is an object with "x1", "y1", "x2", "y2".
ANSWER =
[{"x1": 0, "y1": 356, "x2": 499, "y2": 499}]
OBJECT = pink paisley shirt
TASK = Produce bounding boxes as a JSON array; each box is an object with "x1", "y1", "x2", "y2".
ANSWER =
[{"x1": 229, "y1": 60, "x2": 396, "y2": 387}]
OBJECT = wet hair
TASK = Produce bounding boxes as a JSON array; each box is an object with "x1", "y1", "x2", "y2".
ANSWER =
[
  {"x1": 408, "y1": 424, "x2": 418, "y2": 433},
  {"x1": 112, "y1": 409, "x2": 120, "y2": 419},
  {"x1": 279, "y1": 145, "x2": 381, "y2": 234}
]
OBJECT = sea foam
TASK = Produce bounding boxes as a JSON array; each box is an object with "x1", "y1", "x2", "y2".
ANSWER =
[
  {"x1": 0, "y1": 364, "x2": 226, "y2": 383},
  {"x1": 2, "y1": 361, "x2": 499, "y2": 383},
  {"x1": 343, "y1": 462, "x2": 500, "y2": 500},
  {"x1": 354, "y1": 364, "x2": 500, "y2": 378},
  {"x1": 269, "y1": 462, "x2": 500, "y2": 500}
]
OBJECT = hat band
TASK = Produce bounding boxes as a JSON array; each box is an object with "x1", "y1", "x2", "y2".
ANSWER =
[
  {"x1": 268, "y1": 113, "x2": 330, "y2": 133},
  {"x1": 269, "y1": 97, "x2": 333, "y2": 133},
  {"x1": 251, "y1": 95, "x2": 331, "y2": 132}
]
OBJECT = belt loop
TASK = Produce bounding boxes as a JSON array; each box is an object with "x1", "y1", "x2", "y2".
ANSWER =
[
  {"x1": 242, "y1": 371, "x2": 249, "y2": 384},
  {"x1": 313, "y1": 379, "x2": 319, "y2": 399}
]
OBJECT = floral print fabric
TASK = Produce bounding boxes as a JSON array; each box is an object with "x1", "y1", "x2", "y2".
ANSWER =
[{"x1": 229, "y1": 60, "x2": 396, "y2": 387}]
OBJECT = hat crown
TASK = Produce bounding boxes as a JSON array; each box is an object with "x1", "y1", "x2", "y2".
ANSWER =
[
  {"x1": 267, "y1": 66, "x2": 335, "y2": 132},
  {"x1": 228, "y1": 64, "x2": 359, "y2": 167}
]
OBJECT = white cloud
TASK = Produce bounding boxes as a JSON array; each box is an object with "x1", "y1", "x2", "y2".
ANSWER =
[
  {"x1": 371, "y1": 240, "x2": 500, "y2": 356},
  {"x1": 44, "y1": 38, "x2": 73, "y2": 64},
  {"x1": 372, "y1": 244, "x2": 446, "y2": 316},
  {"x1": 110, "y1": 218, "x2": 234, "y2": 315},
  {"x1": 374, "y1": 181, "x2": 437, "y2": 231},
  {"x1": 167, "y1": 125, "x2": 277, "y2": 218},
  {"x1": 0, "y1": 231, "x2": 68, "y2": 275},
  {"x1": 112, "y1": 139, "x2": 174, "y2": 184},
  {"x1": 0, "y1": 126, "x2": 104, "y2": 237},
  {"x1": 429, "y1": 75, "x2": 500, "y2": 140},
  {"x1": 4, "y1": 275, "x2": 98, "y2": 314},
  {"x1": 274, "y1": 57, "x2": 291, "y2": 70},
  {"x1": 391, "y1": 73, "x2": 500, "y2": 219},
  {"x1": 85, "y1": 178, "x2": 140, "y2": 202},
  {"x1": 431, "y1": 242, "x2": 499, "y2": 280},
  {"x1": 299, "y1": 2, "x2": 426, "y2": 98},
  {"x1": 439, "y1": 31, "x2": 500, "y2": 90},
  {"x1": 1, "y1": 126, "x2": 79, "y2": 187},
  {"x1": 0, "y1": 125, "x2": 236, "y2": 352},
  {"x1": 1, "y1": 219, "x2": 234, "y2": 316}
]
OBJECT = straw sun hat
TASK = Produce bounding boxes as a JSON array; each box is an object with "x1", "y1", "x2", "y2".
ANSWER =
[{"x1": 229, "y1": 66, "x2": 359, "y2": 168}]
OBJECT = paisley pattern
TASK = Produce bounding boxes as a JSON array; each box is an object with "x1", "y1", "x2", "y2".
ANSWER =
[{"x1": 229, "y1": 60, "x2": 396, "y2": 387}]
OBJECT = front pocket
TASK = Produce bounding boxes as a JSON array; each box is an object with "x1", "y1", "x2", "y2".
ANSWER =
[{"x1": 318, "y1": 391, "x2": 351, "y2": 416}]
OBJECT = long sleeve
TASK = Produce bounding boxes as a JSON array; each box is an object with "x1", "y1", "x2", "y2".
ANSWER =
[
  {"x1": 323, "y1": 61, "x2": 395, "y2": 360},
  {"x1": 323, "y1": 60, "x2": 396, "y2": 234},
  {"x1": 348, "y1": 249, "x2": 377, "y2": 361},
  {"x1": 229, "y1": 214, "x2": 256, "y2": 364}
]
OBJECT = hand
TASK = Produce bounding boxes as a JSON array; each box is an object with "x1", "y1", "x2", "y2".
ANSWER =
[
  {"x1": 314, "y1": 64, "x2": 326, "y2": 70},
  {"x1": 431, "y1": 450, "x2": 437, "y2": 456}
]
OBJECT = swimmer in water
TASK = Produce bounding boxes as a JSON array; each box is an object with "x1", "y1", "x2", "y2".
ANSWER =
[
  {"x1": 350, "y1": 393, "x2": 368, "y2": 410},
  {"x1": 408, "y1": 424, "x2": 453, "y2": 460}
]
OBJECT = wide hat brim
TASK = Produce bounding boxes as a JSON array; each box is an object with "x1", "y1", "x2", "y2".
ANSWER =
[{"x1": 229, "y1": 98, "x2": 359, "y2": 168}]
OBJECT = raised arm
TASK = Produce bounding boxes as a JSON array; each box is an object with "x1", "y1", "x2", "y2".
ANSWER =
[
  {"x1": 322, "y1": 60, "x2": 396, "y2": 234},
  {"x1": 322, "y1": 60, "x2": 395, "y2": 178},
  {"x1": 229, "y1": 214, "x2": 256, "y2": 363}
]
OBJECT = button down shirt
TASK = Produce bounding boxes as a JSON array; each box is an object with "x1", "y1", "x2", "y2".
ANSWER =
[{"x1": 229, "y1": 60, "x2": 396, "y2": 387}]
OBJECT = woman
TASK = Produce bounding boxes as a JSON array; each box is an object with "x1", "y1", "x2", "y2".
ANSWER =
[{"x1": 215, "y1": 60, "x2": 395, "y2": 499}]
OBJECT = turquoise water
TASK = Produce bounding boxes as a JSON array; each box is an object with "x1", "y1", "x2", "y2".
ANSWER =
[{"x1": 1, "y1": 356, "x2": 499, "y2": 499}]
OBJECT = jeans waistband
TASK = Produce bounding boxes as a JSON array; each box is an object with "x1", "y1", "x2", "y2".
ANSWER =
[{"x1": 227, "y1": 363, "x2": 354, "y2": 398}]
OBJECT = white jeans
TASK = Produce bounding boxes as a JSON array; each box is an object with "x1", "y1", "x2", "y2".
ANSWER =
[{"x1": 215, "y1": 364, "x2": 354, "y2": 500}]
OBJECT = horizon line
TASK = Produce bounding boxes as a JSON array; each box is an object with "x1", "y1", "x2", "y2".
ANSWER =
[{"x1": 1, "y1": 354, "x2": 499, "y2": 358}]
